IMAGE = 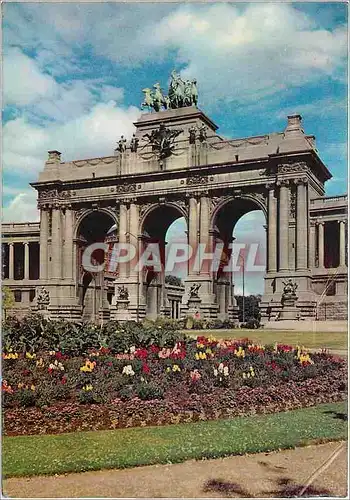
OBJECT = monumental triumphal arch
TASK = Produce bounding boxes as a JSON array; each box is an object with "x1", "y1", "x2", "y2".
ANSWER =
[{"x1": 3, "y1": 72, "x2": 347, "y2": 322}]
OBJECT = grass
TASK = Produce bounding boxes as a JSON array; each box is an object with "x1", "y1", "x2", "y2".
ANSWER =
[
  {"x1": 185, "y1": 329, "x2": 348, "y2": 351},
  {"x1": 3, "y1": 401, "x2": 347, "y2": 478}
]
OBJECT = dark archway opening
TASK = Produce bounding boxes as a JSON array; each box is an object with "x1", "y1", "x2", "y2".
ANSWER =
[
  {"x1": 76, "y1": 211, "x2": 116, "y2": 321},
  {"x1": 141, "y1": 205, "x2": 187, "y2": 319},
  {"x1": 213, "y1": 198, "x2": 266, "y2": 321}
]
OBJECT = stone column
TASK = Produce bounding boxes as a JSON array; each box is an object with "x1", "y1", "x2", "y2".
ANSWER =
[
  {"x1": 129, "y1": 201, "x2": 139, "y2": 278},
  {"x1": 296, "y1": 178, "x2": 308, "y2": 271},
  {"x1": 24, "y1": 242, "x2": 30, "y2": 280},
  {"x1": 266, "y1": 183, "x2": 277, "y2": 272},
  {"x1": 278, "y1": 180, "x2": 290, "y2": 272},
  {"x1": 199, "y1": 194, "x2": 210, "y2": 275},
  {"x1": 9, "y1": 242, "x2": 14, "y2": 280},
  {"x1": 339, "y1": 220, "x2": 345, "y2": 267},
  {"x1": 118, "y1": 202, "x2": 128, "y2": 277},
  {"x1": 51, "y1": 206, "x2": 62, "y2": 279},
  {"x1": 64, "y1": 207, "x2": 74, "y2": 279},
  {"x1": 308, "y1": 222, "x2": 316, "y2": 269},
  {"x1": 188, "y1": 196, "x2": 198, "y2": 275},
  {"x1": 318, "y1": 222, "x2": 324, "y2": 269},
  {"x1": 39, "y1": 208, "x2": 49, "y2": 280}
]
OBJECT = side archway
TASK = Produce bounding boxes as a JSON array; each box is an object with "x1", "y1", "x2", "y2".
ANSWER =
[{"x1": 75, "y1": 210, "x2": 116, "y2": 322}]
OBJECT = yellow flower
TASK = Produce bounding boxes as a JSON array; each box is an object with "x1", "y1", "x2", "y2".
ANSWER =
[
  {"x1": 4, "y1": 352, "x2": 19, "y2": 360},
  {"x1": 80, "y1": 360, "x2": 96, "y2": 372},
  {"x1": 26, "y1": 352, "x2": 36, "y2": 359},
  {"x1": 166, "y1": 367, "x2": 171, "y2": 373},
  {"x1": 195, "y1": 353, "x2": 200, "y2": 360},
  {"x1": 30, "y1": 384, "x2": 35, "y2": 391},
  {"x1": 83, "y1": 384, "x2": 93, "y2": 391},
  {"x1": 242, "y1": 372, "x2": 246, "y2": 379},
  {"x1": 234, "y1": 347, "x2": 245, "y2": 358},
  {"x1": 172, "y1": 364, "x2": 181, "y2": 372},
  {"x1": 36, "y1": 358, "x2": 44, "y2": 368},
  {"x1": 18, "y1": 382, "x2": 24, "y2": 389}
]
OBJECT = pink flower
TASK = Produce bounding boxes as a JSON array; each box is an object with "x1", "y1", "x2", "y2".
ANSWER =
[{"x1": 190, "y1": 369, "x2": 201, "y2": 382}]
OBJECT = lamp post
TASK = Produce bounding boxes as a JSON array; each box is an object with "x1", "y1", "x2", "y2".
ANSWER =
[
  {"x1": 241, "y1": 253, "x2": 245, "y2": 323},
  {"x1": 231, "y1": 238, "x2": 245, "y2": 323},
  {"x1": 236, "y1": 250, "x2": 246, "y2": 323},
  {"x1": 125, "y1": 231, "x2": 140, "y2": 323}
]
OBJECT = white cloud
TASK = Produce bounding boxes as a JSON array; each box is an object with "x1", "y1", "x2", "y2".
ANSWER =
[
  {"x1": 2, "y1": 190, "x2": 39, "y2": 223},
  {"x1": 3, "y1": 102, "x2": 141, "y2": 176},
  {"x1": 146, "y1": 4, "x2": 347, "y2": 106},
  {"x1": 3, "y1": 48, "x2": 58, "y2": 106}
]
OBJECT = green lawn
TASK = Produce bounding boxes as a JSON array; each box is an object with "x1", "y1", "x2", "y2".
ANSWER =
[
  {"x1": 185, "y1": 329, "x2": 348, "y2": 351},
  {"x1": 3, "y1": 402, "x2": 347, "y2": 478}
]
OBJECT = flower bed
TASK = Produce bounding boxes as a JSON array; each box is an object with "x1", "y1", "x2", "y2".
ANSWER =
[{"x1": 2, "y1": 329, "x2": 346, "y2": 436}]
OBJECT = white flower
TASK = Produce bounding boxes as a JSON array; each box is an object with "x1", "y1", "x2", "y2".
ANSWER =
[
  {"x1": 122, "y1": 364, "x2": 135, "y2": 376},
  {"x1": 218, "y1": 363, "x2": 224, "y2": 372},
  {"x1": 223, "y1": 366, "x2": 229, "y2": 377},
  {"x1": 129, "y1": 346, "x2": 136, "y2": 354},
  {"x1": 213, "y1": 368, "x2": 218, "y2": 377}
]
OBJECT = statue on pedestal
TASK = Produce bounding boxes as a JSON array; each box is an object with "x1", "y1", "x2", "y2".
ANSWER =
[
  {"x1": 130, "y1": 134, "x2": 139, "y2": 153},
  {"x1": 117, "y1": 286, "x2": 129, "y2": 301},
  {"x1": 281, "y1": 279, "x2": 298, "y2": 304},
  {"x1": 189, "y1": 283, "x2": 201, "y2": 298},
  {"x1": 37, "y1": 286, "x2": 50, "y2": 310}
]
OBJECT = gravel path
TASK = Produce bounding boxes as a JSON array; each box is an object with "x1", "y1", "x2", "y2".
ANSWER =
[{"x1": 4, "y1": 441, "x2": 347, "y2": 498}]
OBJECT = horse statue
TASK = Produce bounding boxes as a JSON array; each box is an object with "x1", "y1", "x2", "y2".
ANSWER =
[
  {"x1": 168, "y1": 70, "x2": 186, "y2": 108},
  {"x1": 141, "y1": 88, "x2": 154, "y2": 111},
  {"x1": 153, "y1": 83, "x2": 167, "y2": 112}
]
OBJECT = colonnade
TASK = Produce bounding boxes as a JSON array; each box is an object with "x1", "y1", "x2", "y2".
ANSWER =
[{"x1": 4, "y1": 241, "x2": 38, "y2": 280}]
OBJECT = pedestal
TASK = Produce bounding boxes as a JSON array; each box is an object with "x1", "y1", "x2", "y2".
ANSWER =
[
  {"x1": 185, "y1": 296, "x2": 202, "y2": 318},
  {"x1": 278, "y1": 297, "x2": 299, "y2": 321}
]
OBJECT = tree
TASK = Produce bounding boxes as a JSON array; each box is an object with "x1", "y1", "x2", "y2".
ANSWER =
[
  {"x1": 2, "y1": 287, "x2": 15, "y2": 319},
  {"x1": 235, "y1": 294, "x2": 262, "y2": 324}
]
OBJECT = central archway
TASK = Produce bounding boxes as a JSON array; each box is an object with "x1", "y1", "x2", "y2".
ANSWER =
[
  {"x1": 140, "y1": 203, "x2": 188, "y2": 319},
  {"x1": 211, "y1": 197, "x2": 266, "y2": 320}
]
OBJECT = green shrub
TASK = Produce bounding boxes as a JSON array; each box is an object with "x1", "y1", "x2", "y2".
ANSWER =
[
  {"x1": 136, "y1": 382, "x2": 164, "y2": 400},
  {"x1": 16, "y1": 389, "x2": 36, "y2": 408}
]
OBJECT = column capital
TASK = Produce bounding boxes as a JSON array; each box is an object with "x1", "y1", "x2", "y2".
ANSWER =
[
  {"x1": 265, "y1": 182, "x2": 275, "y2": 190},
  {"x1": 24, "y1": 241, "x2": 29, "y2": 246},
  {"x1": 316, "y1": 220, "x2": 325, "y2": 226},
  {"x1": 198, "y1": 190, "x2": 209, "y2": 197},
  {"x1": 293, "y1": 176, "x2": 308, "y2": 185},
  {"x1": 276, "y1": 178, "x2": 290, "y2": 187}
]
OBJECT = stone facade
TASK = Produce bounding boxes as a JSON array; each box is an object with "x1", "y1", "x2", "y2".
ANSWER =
[{"x1": 2, "y1": 106, "x2": 348, "y2": 322}]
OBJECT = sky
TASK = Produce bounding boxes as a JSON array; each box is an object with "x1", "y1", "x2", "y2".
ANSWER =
[{"x1": 2, "y1": 2, "x2": 348, "y2": 293}]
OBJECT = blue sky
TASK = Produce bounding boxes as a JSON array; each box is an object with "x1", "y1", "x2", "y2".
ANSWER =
[{"x1": 2, "y1": 2, "x2": 348, "y2": 293}]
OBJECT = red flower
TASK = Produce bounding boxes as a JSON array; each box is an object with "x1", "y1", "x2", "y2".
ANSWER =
[
  {"x1": 277, "y1": 344, "x2": 293, "y2": 352},
  {"x1": 149, "y1": 345, "x2": 159, "y2": 354},
  {"x1": 99, "y1": 347, "x2": 110, "y2": 355},
  {"x1": 135, "y1": 348, "x2": 148, "y2": 360},
  {"x1": 142, "y1": 363, "x2": 150, "y2": 374},
  {"x1": 55, "y1": 351, "x2": 68, "y2": 360},
  {"x1": 107, "y1": 361, "x2": 113, "y2": 367},
  {"x1": 61, "y1": 376, "x2": 67, "y2": 385},
  {"x1": 22, "y1": 369, "x2": 30, "y2": 376}
]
